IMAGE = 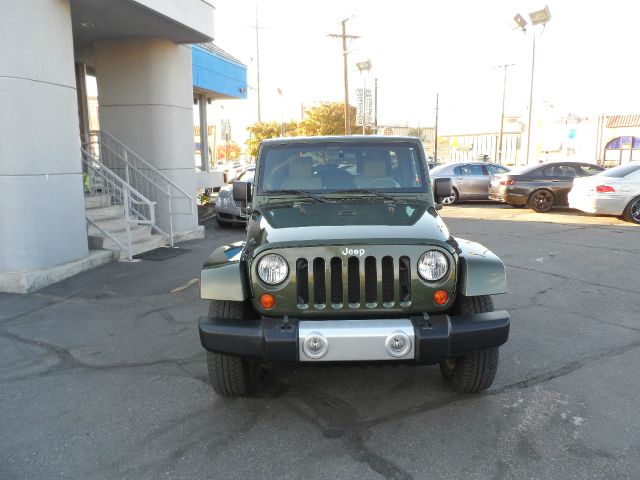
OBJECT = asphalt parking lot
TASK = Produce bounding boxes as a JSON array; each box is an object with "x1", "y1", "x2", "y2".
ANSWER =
[{"x1": 2, "y1": 204, "x2": 640, "y2": 480}]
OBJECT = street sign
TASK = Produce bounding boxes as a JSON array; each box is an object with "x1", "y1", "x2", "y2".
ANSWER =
[{"x1": 355, "y1": 88, "x2": 373, "y2": 126}]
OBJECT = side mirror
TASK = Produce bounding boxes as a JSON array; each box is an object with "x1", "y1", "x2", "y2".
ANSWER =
[
  {"x1": 232, "y1": 181, "x2": 252, "y2": 207},
  {"x1": 433, "y1": 177, "x2": 453, "y2": 204}
]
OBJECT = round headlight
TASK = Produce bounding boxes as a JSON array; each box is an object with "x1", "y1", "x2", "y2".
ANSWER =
[
  {"x1": 417, "y1": 250, "x2": 448, "y2": 281},
  {"x1": 257, "y1": 254, "x2": 289, "y2": 285},
  {"x1": 220, "y1": 194, "x2": 231, "y2": 206}
]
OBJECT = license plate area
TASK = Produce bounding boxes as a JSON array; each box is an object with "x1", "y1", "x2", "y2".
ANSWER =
[{"x1": 298, "y1": 319, "x2": 415, "y2": 362}]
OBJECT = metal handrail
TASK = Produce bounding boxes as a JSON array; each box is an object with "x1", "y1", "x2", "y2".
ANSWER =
[
  {"x1": 85, "y1": 130, "x2": 196, "y2": 246},
  {"x1": 81, "y1": 148, "x2": 168, "y2": 260}
]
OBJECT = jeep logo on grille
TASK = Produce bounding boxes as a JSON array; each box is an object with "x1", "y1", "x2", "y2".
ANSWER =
[{"x1": 341, "y1": 247, "x2": 365, "y2": 256}]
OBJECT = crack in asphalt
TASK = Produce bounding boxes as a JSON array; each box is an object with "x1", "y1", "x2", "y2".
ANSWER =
[
  {"x1": 505, "y1": 263, "x2": 640, "y2": 295},
  {"x1": 0, "y1": 283, "x2": 98, "y2": 326},
  {"x1": 0, "y1": 328, "x2": 204, "y2": 386},
  {"x1": 358, "y1": 335, "x2": 640, "y2": 432},
  {"x1": 265, "y1": 384, "x2": 414, "y2": 480},
  {"x1": 256, "y1": 332, "x2": 640, "y2": 468}
]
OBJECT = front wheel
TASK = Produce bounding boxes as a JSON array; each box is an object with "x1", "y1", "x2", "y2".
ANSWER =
[
  {"x1": 206, "y1": 351, "x2": 261, "y2": 397},
  {"x1": 623, "y1": 196, "x2": 640, "y2": 224},
  {"x1": 206, "y1": 300, "x2": 262, "y2": 397},
  {"x1": 439, "y1": 295, "x2": 500, "y2": 393}
]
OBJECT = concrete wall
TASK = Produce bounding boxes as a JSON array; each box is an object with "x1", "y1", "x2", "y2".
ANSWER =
[
  {"x1": 131, "y1": 0, "x2": 215, "y2": 40},
  {"x1": 94, "y1": 39, "x2": 198, "y2": 234},
  {"x1": 0, "y1": 0, "x2": 88, "y2": 273}
]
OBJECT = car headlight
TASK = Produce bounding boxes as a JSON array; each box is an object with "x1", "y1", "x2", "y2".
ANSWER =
[
  {"x1": 219, "y1": 194, "x2": 231, "y2": 206},
  {"x1": 417, "y1": 250, "x2": 448, "y2": 281},
  {"x1": 257, "y1": 254, "x2": 289, "y2": 285}
]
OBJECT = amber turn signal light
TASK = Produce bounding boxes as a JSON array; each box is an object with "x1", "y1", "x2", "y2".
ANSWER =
[
  {"x1": 259, "y1": 293, "x2": 276, "y2": 309},
  {"x1": 433, "y1": 290, "x2": 449, "y2": 305}
]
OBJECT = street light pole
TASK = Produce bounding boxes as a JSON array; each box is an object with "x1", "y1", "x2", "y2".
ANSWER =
[
  {"x1": 255, "y1": 4, "x2": 262, "y2": 122},
  {"x1": 525, "y1": 34, "x2": 536, "y2": 165},
  {"x1": 513, "y1": 5, "x2": 551, "y2": 166},
  {"x1": 497, "y1": 64, "x2": 515, "y2": 165}
]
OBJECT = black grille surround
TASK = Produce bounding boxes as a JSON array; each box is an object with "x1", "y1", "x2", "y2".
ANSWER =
[{"x1": 252, "y1": 245, "x2": 457, "y2": 317}]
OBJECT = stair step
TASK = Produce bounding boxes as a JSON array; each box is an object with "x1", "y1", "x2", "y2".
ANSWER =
[
  {"x1": 84, "y1": 194, "x2": 112, "y2": 209},
  {"x1": 85, "y1": 205, "x2": 125, "y2": 222},
  {"x1": 87, "y1": 225, "x2": 152, "y2": 250}
]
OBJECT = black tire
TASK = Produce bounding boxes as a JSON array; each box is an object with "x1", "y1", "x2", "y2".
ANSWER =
[
  {"x1": 623, "y1": 196, "x2": 640, "y2": 224},
  {"x1": 441, "y1": 187, "x2": 459, "y2": 205},
  {"x1": 528, "y1": 189, "x2": 555, "y2": 213},
  {"x1": 439, "y1": 295, "x2": 500, "y2": 393},
  {"x1": 206, "y1": 300, "x2": 261, "y2": 397}
]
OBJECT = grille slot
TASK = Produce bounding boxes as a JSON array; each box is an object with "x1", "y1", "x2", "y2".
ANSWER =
[
  {"x1": 313, "y1": 258, "x2": 326, "y2": 305},
  {"x1": 364, "y1": 256, "x2": 377, "y2": 304},
  {"x1": 399, "y1": 256, "x2": 411, "y2": 303},
  {"x1": 347, "y1": 257, "x2": 360, "y2": 305},
  {"x1": 382, "y1": 256, "x2": 394, "y2": 304},
  {"x1": 330, "y1": 258, "x2": 343, "y2": 305},
  {"x1": 296, "y1": 259, "x2": 309, "y2": 305}
]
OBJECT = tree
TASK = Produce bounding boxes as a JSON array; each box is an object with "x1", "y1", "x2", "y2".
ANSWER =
[
  {"x1": 246, "y1": 121, "x2": 299, "y2": 158},
  {"x1": 296, "y1": 102, "x2": 359, "y2": 137},
  {"x1": 217, "y1": 141, "x2": 241, "y2": 161}
]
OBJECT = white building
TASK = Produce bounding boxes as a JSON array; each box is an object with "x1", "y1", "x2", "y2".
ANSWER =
[{"x1": 1, "y1": 1, "x2": 246, "y2": 293}]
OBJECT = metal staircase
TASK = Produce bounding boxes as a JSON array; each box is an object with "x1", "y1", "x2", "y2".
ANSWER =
[{"x1": 81, "y1": 130, "x2": 195, "y2": 260}]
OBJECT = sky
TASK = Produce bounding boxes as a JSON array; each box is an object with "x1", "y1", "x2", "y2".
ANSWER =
[{"x1": 211, "y1": 0, "x2": 640, "y2": 144}]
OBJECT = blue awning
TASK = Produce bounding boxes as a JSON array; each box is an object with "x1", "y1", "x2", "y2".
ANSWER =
[{"x1": 192, "y1": 43, "x2": 247, "y2": 100}]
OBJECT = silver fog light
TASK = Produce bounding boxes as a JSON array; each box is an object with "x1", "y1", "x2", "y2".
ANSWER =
[
  {"x1": 385, "y1": 331, "x2": 411, "y2": 358},
  {"x1": 302, "y1": 333, "x2": 329, "y2": 359}
]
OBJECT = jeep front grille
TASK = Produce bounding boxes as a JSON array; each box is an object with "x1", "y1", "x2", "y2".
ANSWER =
[{"x1": 296, "y1": 255, "x2": 412, "y2": 310}]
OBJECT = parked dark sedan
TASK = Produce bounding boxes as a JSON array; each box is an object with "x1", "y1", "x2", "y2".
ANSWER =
[{"x1": 488, "y1": 162, "x2": 604, "y2": 212}]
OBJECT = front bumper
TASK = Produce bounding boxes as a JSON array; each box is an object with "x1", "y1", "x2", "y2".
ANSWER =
[{"x1": 199, "y1": 311, "x2": 510, "y2": 362}]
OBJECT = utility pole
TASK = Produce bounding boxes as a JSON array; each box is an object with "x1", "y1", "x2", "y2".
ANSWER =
[
  {"x1": 496, "y1": 64, "x2": 515, "y2": 165},
  {"x1": 434, "y1": 93, "x2": 439, "y2": 162},
  {"x1": 328, "y1": 19, "x2": 360, "y2": 135}
]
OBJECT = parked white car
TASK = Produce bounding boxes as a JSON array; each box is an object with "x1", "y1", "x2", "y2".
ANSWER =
[{"x1": 568, "y1": 162, "x2": 640, "y2": 224}]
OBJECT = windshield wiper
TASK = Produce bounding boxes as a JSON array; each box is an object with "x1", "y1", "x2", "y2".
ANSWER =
[
  {"x1": 331, "y1": 189, "x2": 401, "y2": 202},
  {"x1": 266, "y1": 189, "x2": 330, "y2": 203}
]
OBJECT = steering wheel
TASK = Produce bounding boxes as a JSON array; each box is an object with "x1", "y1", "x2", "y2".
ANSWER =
[{"x1": 364, "y1": 178, "x2": 401, "y2": 188}]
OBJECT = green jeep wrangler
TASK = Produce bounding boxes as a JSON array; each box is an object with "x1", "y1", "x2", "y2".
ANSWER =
[{"x1": 199, "y1": 136, "x2": 509, "y2": 397}]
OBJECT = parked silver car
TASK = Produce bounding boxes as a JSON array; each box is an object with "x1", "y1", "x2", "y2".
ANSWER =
[
  {"x1": 430, "y1": 162, "x2": 510, "y2": 204},
  {"x1": 214, "y1": 167, "x2": 255, "y2": 226}
]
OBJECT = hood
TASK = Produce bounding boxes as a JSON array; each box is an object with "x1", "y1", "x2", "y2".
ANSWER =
[{"x1": 246, "y1": 201, "x2": 451, "y2": 252}]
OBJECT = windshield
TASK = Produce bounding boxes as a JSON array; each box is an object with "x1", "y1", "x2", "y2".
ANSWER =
[
  {"x1": 259, "y1": 142, "x2": 427, "y2": 193},
  {"x1": 598, "y1": 163, "x2": 640, "y2": 178}
]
